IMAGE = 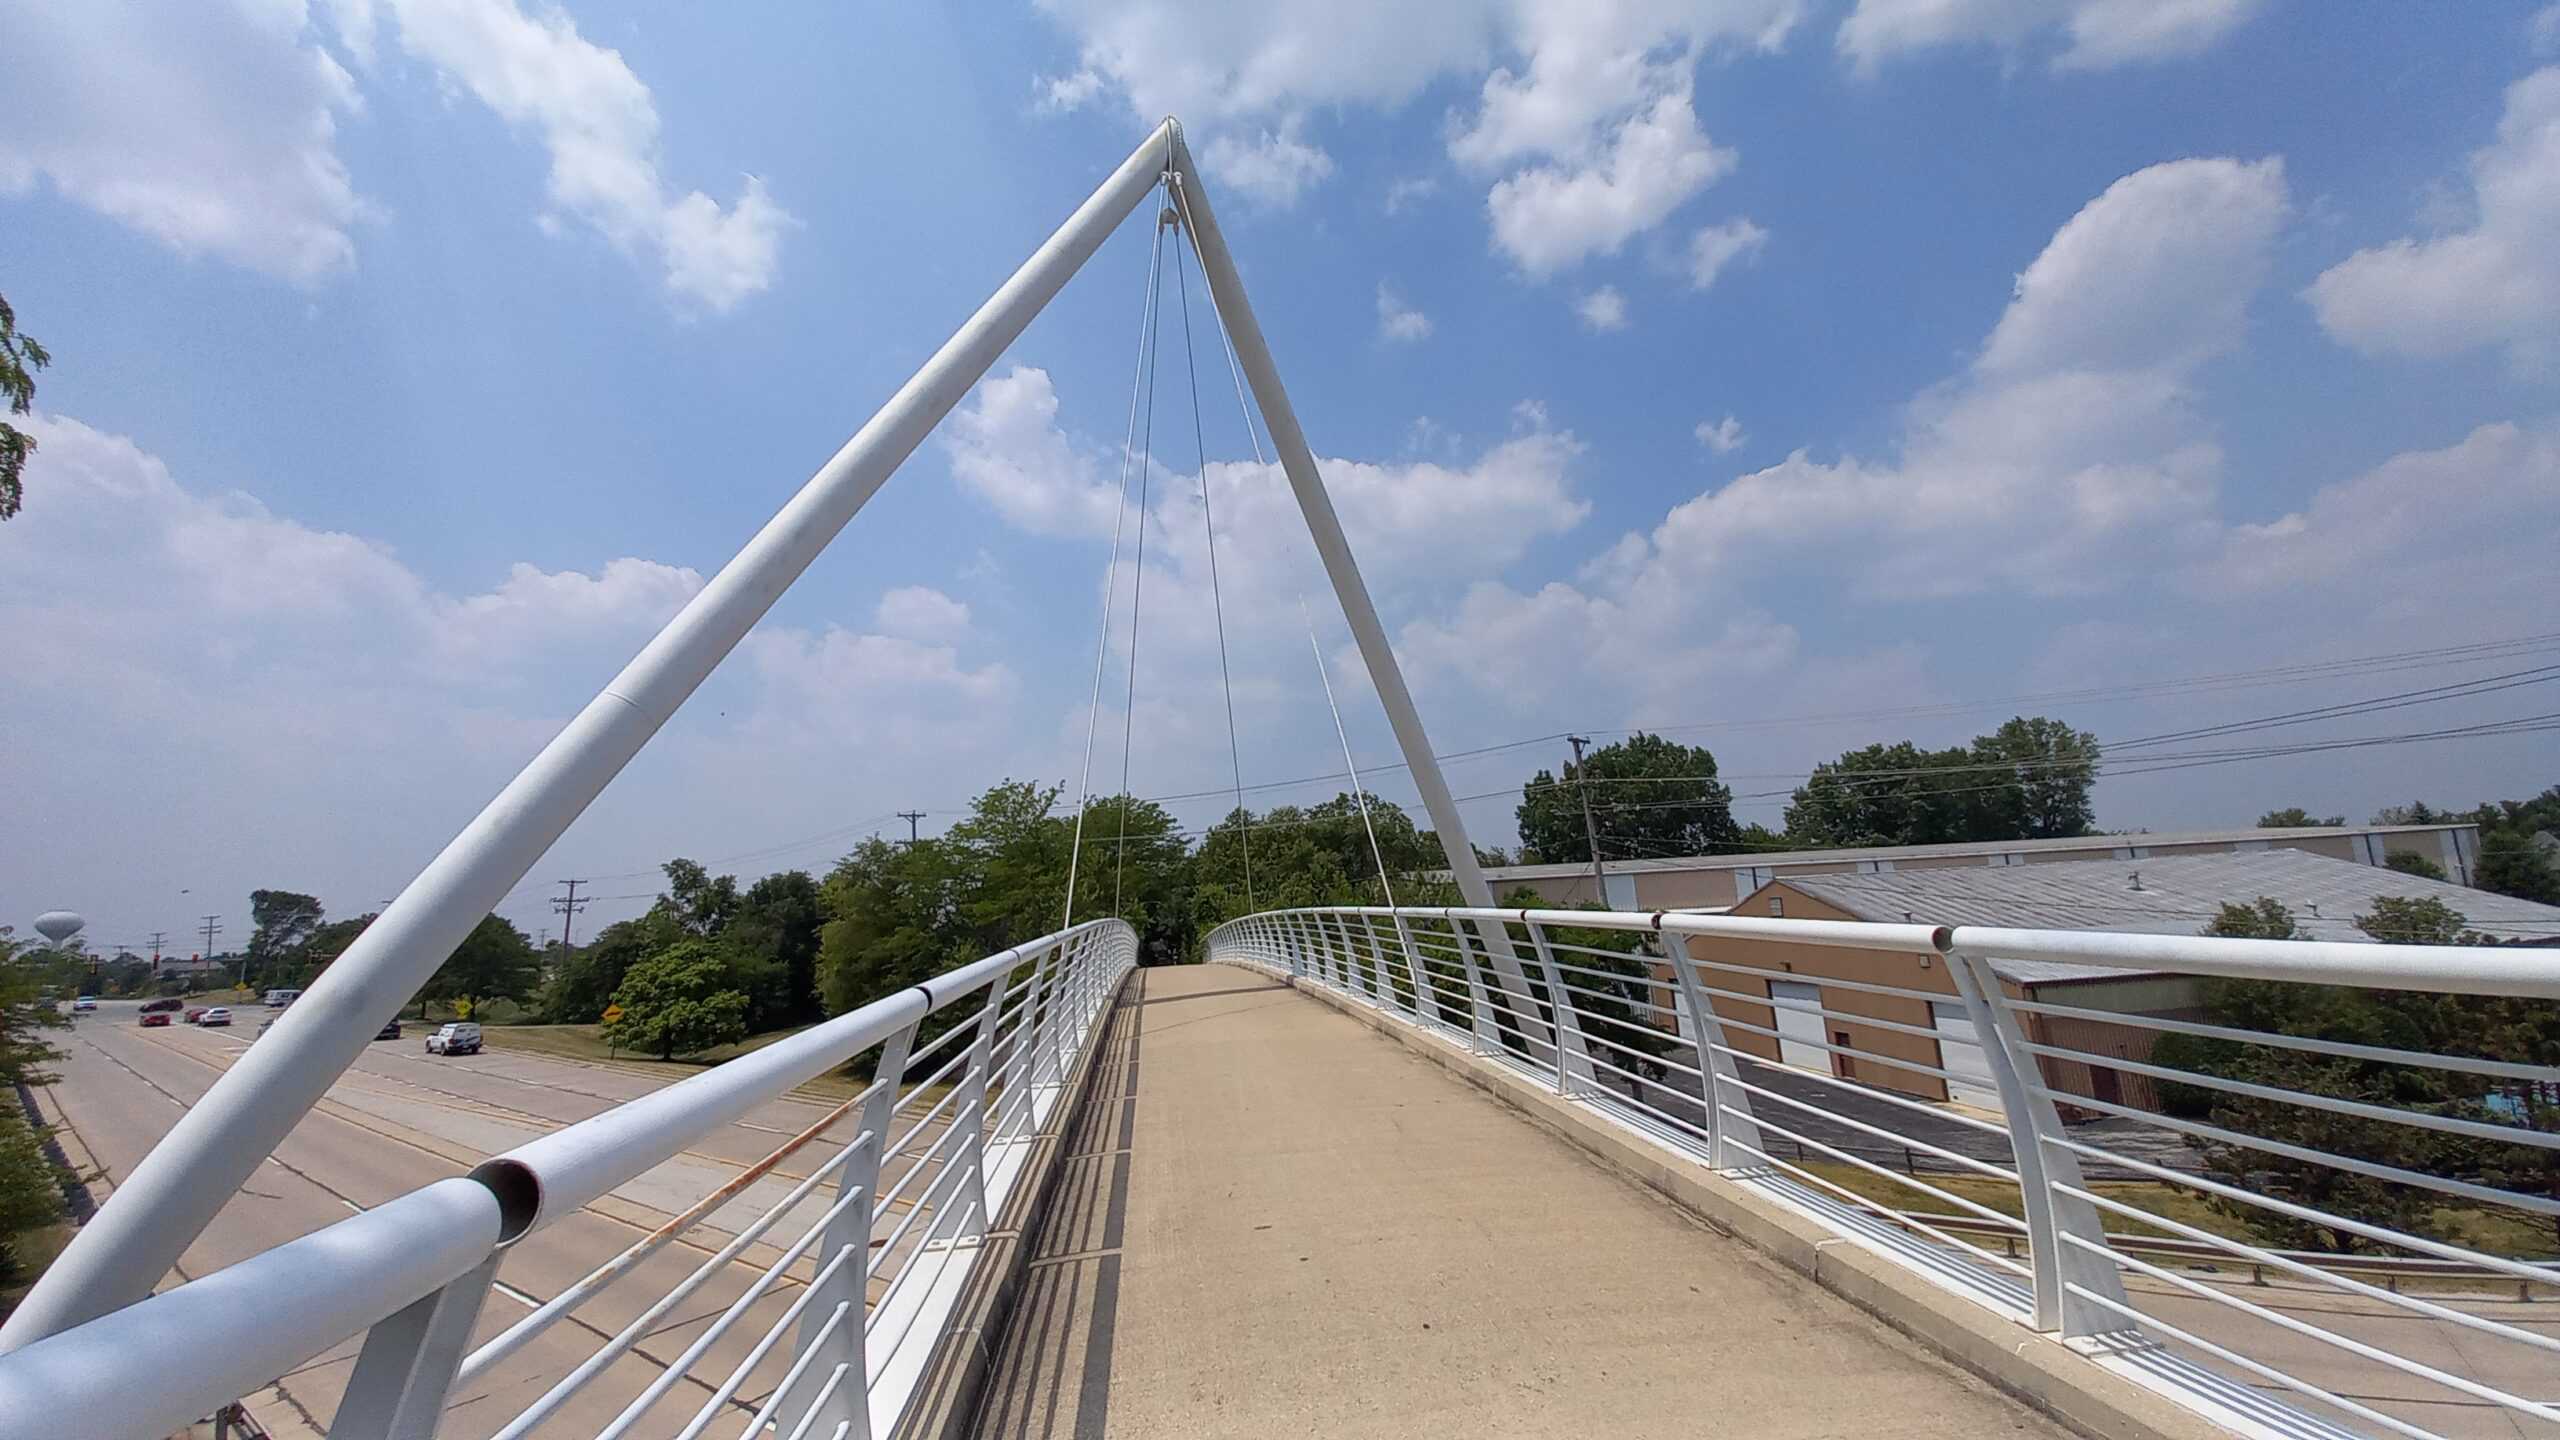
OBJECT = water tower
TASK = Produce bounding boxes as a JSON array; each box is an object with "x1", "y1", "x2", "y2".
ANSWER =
[{"x1": 32, "y1": 911, "x2": 85, "y2": 949}]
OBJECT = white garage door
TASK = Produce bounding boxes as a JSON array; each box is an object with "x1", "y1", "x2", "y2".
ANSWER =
[
  {"x1": 1931, "y1": 1002, "x2": 2004, "y2": 1111},
  {"x1": 1767, "y1": 980, "x2": 1829, "y2": 1072}
]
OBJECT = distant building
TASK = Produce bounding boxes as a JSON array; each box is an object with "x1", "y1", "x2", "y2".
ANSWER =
[
  {"x1": 155, "y1": 954, "x2": 226, "y2": 977},
  {"x1": 1479, "y1": 821, "x2": 2482, "y2": 910},
  {"x1": 1658, "y1": 848, "x2": 2560, "y2": 1118}
]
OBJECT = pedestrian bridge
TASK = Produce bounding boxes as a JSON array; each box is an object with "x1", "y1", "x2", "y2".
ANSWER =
[
  {"x1": 2, "y1": 119, "x2": 2552, "y2": 1439},
  {"x1": 2, "y1": 905, "x2": 2553, "y2": 1440}
]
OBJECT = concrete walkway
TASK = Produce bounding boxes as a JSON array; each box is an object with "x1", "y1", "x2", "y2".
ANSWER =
[{"x1": 969, "y1": 964, "x2": 2069, "y2": 1439}]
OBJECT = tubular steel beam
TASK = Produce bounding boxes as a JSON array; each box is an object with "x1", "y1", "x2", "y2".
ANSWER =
[
  {"x1": 1166, "y1": 135, "x2": 1547, "y2": 1037},
  {"x1": 2, "y1": 121, "x2": 1180, "y2": 1350}
]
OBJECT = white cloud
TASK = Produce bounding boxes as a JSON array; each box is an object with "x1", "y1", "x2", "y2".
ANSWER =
[
  {"x1": 1037, "y1": 68, "x2": 1107, "y2": 111},
  {"x1": 1201, "y1": 122, "x2": 1335, "y2": 208},
  {"x1": 367, "y1": 0, "x2": 794, "y2": 312},
  {"x1": 1576, "y1": 286, "x2": 1630, "y2": 331},
  {"x1": 1838, "y1": 0, "x2": 2264, "y2": 72},
  {"x1": 1383, "y1": 175, "x2": 1439, "y2": 215},
  {"x1": 1036, "y1": 1, "x2": 1796, "y2": 272},
  {"x1": 2199, "y1": 421, "x2": 2560, "y2": 609},
  {"x1": 873, "y1": 585, "x2": 972, "y2": 643},
  {"x1": 1686, "y1": 216, "x2": 1769, "y2": 290},
  {"x1": 943, "y1": 366, "x2": 1123, "y2": 537},
  {"x1": 1695, "y1": 414, "x2": 1746, "y2": 452},
  {"x1": 0, "y1": 412, "x2": 1019, "y2": 939},
  {"x1": 2305, "y1": 67, "x2": 2560, "y2": 373},
  {"x1": 1387, "y1": 155, "x2": 2295, "y2": 728},
  {"x1": 2536, "y1": 5, "x2": 2560, "y2": 57},
  {"x1": 0, "y1": 1, "x2": 369, "y2": 284},
  {"x1": 1377, "y1": 282, "x2": 1434, "y2": 342},
  {"x1": 1488, "y1": 88, "x2": 1737, "y2": 275}
]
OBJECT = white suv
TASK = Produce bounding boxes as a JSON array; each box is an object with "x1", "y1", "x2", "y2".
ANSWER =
[{"x1": 425, "y1": 1022, "x2": 482, "y2": 1056}]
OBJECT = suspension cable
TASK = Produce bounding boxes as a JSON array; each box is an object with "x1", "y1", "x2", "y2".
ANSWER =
[
  {"x1": 1170, "y1": 215, "x2": 1255, "y2": 911},
  {"x1": 1063, "y1": 168, "x2": 1170, "y2": 931},
  {"x1": 1111, "y1": 188, "x2": 1174, "y2": 918},
  {"x1": 1301, "y1": 599, "x2": 1398, "y2": 908}
]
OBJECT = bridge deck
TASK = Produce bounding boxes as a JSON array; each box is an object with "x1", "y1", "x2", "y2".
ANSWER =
[{"x1": 970, "y1": 963, "x2": 2068, "y2": 1439}]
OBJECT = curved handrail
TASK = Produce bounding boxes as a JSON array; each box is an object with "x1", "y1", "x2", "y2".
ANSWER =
[{"x1": 0, "y1": 919, "x2": 1137, "y2": 1439}]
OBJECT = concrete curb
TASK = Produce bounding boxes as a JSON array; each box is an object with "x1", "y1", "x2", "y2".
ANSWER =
[
  {"x1": 1253, "y1": 964, "x2": 2231, "y2": 1440},
  {"x1": 901, "y1": 968, "x2": 1139, "y2": 1440}
]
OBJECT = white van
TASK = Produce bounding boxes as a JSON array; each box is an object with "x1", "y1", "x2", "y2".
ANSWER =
[{"x1": 263, "y1": 988, "x2": 302, "y2": 1008}]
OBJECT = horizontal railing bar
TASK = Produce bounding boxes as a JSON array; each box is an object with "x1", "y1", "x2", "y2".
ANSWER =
[
  {"x1": 0, "y1": 1180, "x2": 502, "y2": 1440},
  {"x1": 1952, "y1": 925, "x2": 2560, "y2": 998},
  {"x1": 2017, "y1": 1041, "x2": 2560, "y2": 1151},
  {"x1": 2036, "y1": 1128, "x2": 2560, "y2": 1285},
  {"x1": 1683, "y1": 953, "x2": 1960, "y2": 1008},
  {"x1": 1714, "y1": 1128, "x2": 2034, "y2": 1282},
  {"x1": 1728, "y1": 1108, "x2": 2027, "y2": 1233},
  {"x1": 2002, "y1": 997, "x2": 2558, "y2": 1083},
  {"x1": 2034, "y1": 1087, "x2": 2560, "y2": 1218},
  {"x1": 2058, "y1": 1232, "x2": 2560, "y2": 1422},
  {"x1": 2055, "y1": 1184, "x2": 2560, "y2": 1355},
  {"x1": 2057, "y1": 1282, "x2": 2439, "y2": 1440},
  {"x1": 1715, "y1": 1071, "x2": 2020, "y2": 1183}
]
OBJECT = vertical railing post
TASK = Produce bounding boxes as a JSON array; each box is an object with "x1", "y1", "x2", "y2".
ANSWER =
[
  {"x1": 952, "y1": 965, "x2": 1011, "y2": 1243},
  {"x1": 1947, "y1": 947, "x2": 2129, "y2": 1336},
  {"x1": 1659, "y1": 928, "x2": 1761, "y2": 1170},
  {"x1": 791, "y1": 1015, "x2": 915, "y2": 1440},
  {"x1": 1362, "y1": 915, "x2": 1406, "y2": 1015},
  {"x1": 329, "y1": 1254, "x2": 501, "y2": 1440},
  {"x1": 1391, "y1": 912, "x2": 1440, "y2": 1031},
  {"x1": 1447, "y1": 913, "x2": 1503, "y2": 1054},
  {"x1": 1525, "y1": 921, "x2": 1595, "y2": 1097}
]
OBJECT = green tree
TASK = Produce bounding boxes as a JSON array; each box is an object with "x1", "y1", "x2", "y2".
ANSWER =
[
  {"x1": 2383, "y1": 850, "x2": 2449, "y2": 881},
  {"x1": 1515, "y1": 733, "x2": 1739, "y2": 864},
  {"x1": 2153, "y1": 894, "x2": 2560, "y2": 1252},
  {"x1": 246, "y1": 890, "x2": 325, "y2": 988},
  {"x1": 0, "y1": 1106, "x2": 64, "y2": 1285},
  {"x1": 2353, "y1": 895, "x2": 2481, "y2": 945},
  {"x1": 424, "y1": 915, "x2": 539, "y2": 1013},
  {"x1": 0, "y1": 292, "x2": 48, "y2": 521},
  {"x1": 660, "y1": 859, "x2": 742, "y2": 936},
  {"x1": 0, "y1": 937, "x2": 70, "y2": 1088},
  {"x1": 721, "y1": 870, "x2": 824, "y2": 1031},
  {"x1": 1785, "y1": 717, "x2": 2099, "y2": 848},
  {"x1": 604, "y1": 940, "x2": 750, "y2": 1059},
  {"x1": 540, "y1": 910, "x2": 680, "y2": 1023},
  {"x1": 2474, "y1": 837, "x2": 2560, "y2": 904},
  {"x1": 2256, "y1": 808, "x2": 2344, "y2": 828},
  {"x1": 2205, "y1": 897, "x2": 2303, "y2": 940}
]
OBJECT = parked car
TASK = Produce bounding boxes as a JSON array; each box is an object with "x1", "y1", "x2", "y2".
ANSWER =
[
  {"x1": 139, "y1": 997, "x2": 184, "y2": 1014},
  {"x1": 71, "y1": 996, "x2": 97, "y2": 1012},
  {"x1": 425, "y1": 1022, "x2": 482, "y2": 1056},
  {"x1": 183, "y1": 1006, "x2": 209, "y2": 1024},
  {"x1": 141, "y1": 1010, "x2": 173, "y2": 1028},
  {"x1": 262, "y1": 988, "x2": 302, "y2": 1008},
  {"x1": 198, "y1": 1007, "x2": 234, "y2": 1027},
  {"x1": 375, "y1": 1018, "x2": 403, "y2": 1041}
]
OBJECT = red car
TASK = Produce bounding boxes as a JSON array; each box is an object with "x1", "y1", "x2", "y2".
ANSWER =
[
  {"x1": 141, "y1": 1011, "x2": 173, "y2": 1028},
  {"x1": 183, "y1": 1007, "x2": 209, "y2": 1024}
]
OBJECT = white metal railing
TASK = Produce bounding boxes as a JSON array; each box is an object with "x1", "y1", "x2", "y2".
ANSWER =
[
  {"x1": 1209, "y1": 906, "x2": 2560, "y2": 1440},
  {"x1": 0, "y1": 919, "x2": 1135, "y2": 1440}
]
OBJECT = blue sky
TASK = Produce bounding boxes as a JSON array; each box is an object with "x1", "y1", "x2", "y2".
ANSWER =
[{"x1": 3, "y1": 0, "x2": 2556, "y2": 950}]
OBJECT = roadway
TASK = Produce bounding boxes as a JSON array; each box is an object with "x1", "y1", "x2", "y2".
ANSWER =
[{"x1": 37, "y1": 999, "x2": 904, "y2": 1439}]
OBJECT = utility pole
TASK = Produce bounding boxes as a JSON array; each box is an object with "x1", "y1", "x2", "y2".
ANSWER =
[
  {"x1": 147, "y1": 931, "x2": 167, "y2": 972},
  {"x1": 198, "y1": 915, "x2": 222, "y2": 984},
  {"x1": 897, "y1": 810, "x2": 927, "y2": 845},
  {"x1": 1568, "y1": 736, "x2": 1607, "y2": 907},
  {"x1": 551, "y1": 879, "x2": 589, "y2": 958}
]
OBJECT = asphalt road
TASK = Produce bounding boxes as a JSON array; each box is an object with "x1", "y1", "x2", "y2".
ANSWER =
[{"x1": 37, "y1": 999, "x2": 933, "y2": 1439}]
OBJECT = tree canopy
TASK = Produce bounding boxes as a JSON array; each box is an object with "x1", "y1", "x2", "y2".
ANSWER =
[
  {"x1": 1515, "y1": 733, "x2": 1739, "y2": 864},
  {"x1": 1784, "y1": 717, "x2": 2099, "y2": 848},
  {"x1": 2256, "y1": 807, "x2": 2344, "y2": 828},
  {"x1": 0, "y1": 291, "x2": 47, "y2": 521},
  {"x1": 603, "y1": 941, "x2": 749, "y2": 1059}
]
